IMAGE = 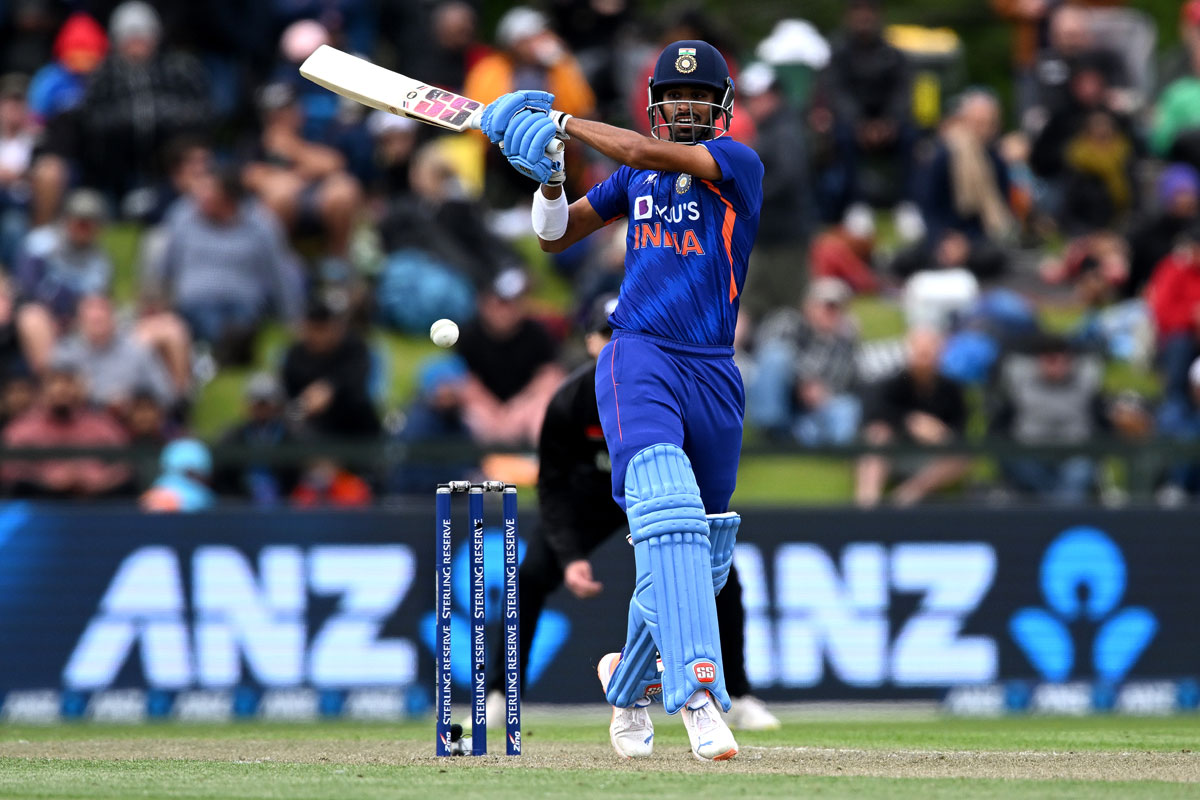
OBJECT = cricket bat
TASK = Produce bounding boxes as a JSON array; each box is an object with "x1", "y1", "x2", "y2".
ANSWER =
[{"x1": 299, "y1": 45, "x2": 562, "y2": 157}]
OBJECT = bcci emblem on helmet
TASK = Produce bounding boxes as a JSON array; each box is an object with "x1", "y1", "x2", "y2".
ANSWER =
[{"x1": 675, "y1": 47, "x2": 697, "y2": 74}]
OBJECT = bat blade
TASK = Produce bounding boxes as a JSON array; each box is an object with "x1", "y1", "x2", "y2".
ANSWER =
[{"x1": 299, "y1": 45, "x2": 482, "y2": 132}]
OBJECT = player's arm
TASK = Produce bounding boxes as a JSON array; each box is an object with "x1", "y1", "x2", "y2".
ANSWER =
[
  {"x1": 535, "y1": 186, "x2": 605, "y2": 254},
  {"x1": 559, "y1": 116, "x2": 722, "y2": 182}
]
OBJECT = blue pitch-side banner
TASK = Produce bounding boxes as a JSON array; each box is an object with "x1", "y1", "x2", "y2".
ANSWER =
[{"x1": 0, "y1": 505, "x2": 1198, "y2": 721}]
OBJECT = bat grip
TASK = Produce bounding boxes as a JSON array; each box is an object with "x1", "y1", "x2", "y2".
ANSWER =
[{"x1": 470, "y1": 111, "x2": 565, "y2": 159}]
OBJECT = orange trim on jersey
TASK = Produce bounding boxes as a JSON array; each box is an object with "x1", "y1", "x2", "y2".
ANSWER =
[
  {"x1": 701, "y1": 180, "x2": 738, "y2": 302},
  {"x1": 604, "y1": 213, "x2": 626, "y2": 226}
]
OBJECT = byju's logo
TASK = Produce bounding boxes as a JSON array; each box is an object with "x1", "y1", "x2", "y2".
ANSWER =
[
  {"x1": 419, "y1": 529, "x2": 569, "y2": 688},
  {"x1": 1010, "y1": 527, "x2": 1157, "y2": 682}
]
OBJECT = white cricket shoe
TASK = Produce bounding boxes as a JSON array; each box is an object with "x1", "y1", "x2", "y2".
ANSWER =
[
  {"x1": 598, "y1": 652, "x2": 654, "y2": 759},
  {"x1": 725, "y1": 695, "x2": 781, "y2": 731},
  {"x1": 681, "y1": 690, "x2": 738, "y2": 761}
]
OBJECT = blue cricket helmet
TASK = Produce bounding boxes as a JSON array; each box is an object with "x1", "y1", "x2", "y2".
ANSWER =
[{"x1": 647, "y1": 39, "x2": 734, "y2": 142}]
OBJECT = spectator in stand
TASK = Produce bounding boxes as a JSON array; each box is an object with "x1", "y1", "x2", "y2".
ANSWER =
[
  {"x1": 1025, "y1": 4, "x2": 1132, "y2": 132},
  {"x1": 454, "y1": 268, "x2": 565, "y2": 447},
  {"x1": 916, "y1": 89, "x2": 1014, "y2": 252},
  {"x1": 902, "y1": 232, "x2": 981, "y2": 333},
  {"x1": 26, "y1": 11, "x2": 108, "y2": 228},
  {"x1": 365, "y1": 111, "x2": 418, "y2": 200},
  {"x1": 990, "y1": 0, "x2": 1055, "y2": 114},
  {"x1": 548, "y1": 0, "x2": 633, "y2": 120},
  {"x1": 818, "y1": 0, "x2": 914, "y2": 217},
  {"x1": 1126, "y1": 165, "x2": 1200, "y2": 300},
  {"x1": 1153, "y1": 35, "x2": 1200, "y2": 172},
  {"x1": 146, "y1": 164, "x2": 303, "y2": 363},
  {"x1": 2, "y1": 358, "x2": 132, "y2": 498},
  {"x1": 215, "y1": 371, "x2": 299, "y2": 505},
  {"x1": 462, "y1": 6, "x2": 595, "y2": 205},
  {"x1": 124, "y1": 386, "x2": 177, "y2": 447},
  {"x1": 281, "y1": 298, "x2": 381, "y2": 439},
  {"x1": 416, "y1": 1, "x2": 485, "y2": 95},
  {"x1": 141, "y1": 438, "x2": 215, "y2": 512},
  {"x1": 19, "y1": 188, "x2": 193, "y2": 396},
  {"x1": 379, "y1": 141, "x2": 522, "y2": 291},
  {"x1": 1157, "y1": 355, "x2": 1200, "y2": 505},
  {"x1": 1146, "y1": 223, "x2": 1200, "y2": 413},
  {"x1": 52, "y1": 294, "x2": 175, "y2": 416},
  {"x1": 16, "y1": 189, "x2": 112, "y2": 329},
  {"x1": 1031, "y1": 58, "x2": 1138, "y2": 234},
  {"x1": 242, "y1": 81, "x2": 363, "y2": 264},
  {"x1": 746, "y1": 278, "x2": 861, "y2": 445},
  {"x1": 77, "y1": 1, "x2": 210, "y2": 204},
  {"x1": 855, "y1": 328, "x2": 970, "y2": 507},
  {"x1": 808, "y1": 204, "x2": 881, "y2": 295},
  {"x1": 140, "y1": 135, "x2": 214, "y2": 227},
  {"x1": 990, "y1": 334, "x2": 1108, "y2": 504},
  {"x1": 736, "y1": 62, "x2": 811, "y2": 322},
  {"x1": 290, "y1": 457, "x2": 372, "y2": 508},
  {"x1": 27, "y1": 12, "x2": 107, "y2": 125},
  {"x1": 0, "y1": 74, "x2": 35, "y2": 265}
]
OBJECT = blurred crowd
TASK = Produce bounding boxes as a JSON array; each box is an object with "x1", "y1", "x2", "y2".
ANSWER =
[{"x1": 1, "y1": 0, "x2": 1199, "y2": 508}]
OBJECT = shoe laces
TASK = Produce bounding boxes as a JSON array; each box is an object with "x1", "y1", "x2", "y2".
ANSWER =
[
  {"x1": 613, "y1": 704, "x2": 652, "y2": 735},
  {"x1": 688, "y1": 701, "x2": 721, "y2": 735}
]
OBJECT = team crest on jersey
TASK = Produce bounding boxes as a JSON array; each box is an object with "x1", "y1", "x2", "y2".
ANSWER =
[
  {"x1": 675, "y1": 174, "x2": 692, "y2": 195},
  {"x1": 675, "y1": 47, "x2": 697, "y2": 74}
]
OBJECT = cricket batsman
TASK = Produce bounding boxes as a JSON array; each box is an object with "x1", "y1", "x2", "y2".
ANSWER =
[
  {"x1": 483, "y1": 296, "x2": 780, "y2": 736},
  {"x1": 480, "y1": 39, "x2": 762, "y2": 761}
]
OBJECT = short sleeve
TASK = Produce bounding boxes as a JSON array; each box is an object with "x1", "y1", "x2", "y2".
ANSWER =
[
  {"x1": 585, "y1": 166, "x2": 633, "y2": 224},
  {"x1": 700, "y1": 138, "x2": 764, "y2": 218}
]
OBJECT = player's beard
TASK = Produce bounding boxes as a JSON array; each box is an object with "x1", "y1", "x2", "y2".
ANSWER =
[{"x1": 669, "y1": 104, "x2": 710, "y2": 144}]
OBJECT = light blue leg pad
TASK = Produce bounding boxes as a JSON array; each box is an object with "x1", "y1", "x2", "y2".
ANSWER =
[
  {"x1": 605, "y1": 444, "x2": 729, "y2": 714},
  {"x1": 708, "y1": 512, "x2": 740, "y2": 594},
  {"x1": 604, "y1": 547, "x2": 664, "y2": 708}
]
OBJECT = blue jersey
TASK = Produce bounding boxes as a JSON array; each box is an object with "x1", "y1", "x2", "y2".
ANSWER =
[{"x1": 586, "y1": 137, "x2": 763, "y2": 347}]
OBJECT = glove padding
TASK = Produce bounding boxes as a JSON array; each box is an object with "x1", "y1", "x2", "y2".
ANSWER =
[
  {"x1": 502, "y1": 109, "x2": 562, "y2": 184},
  {"x1": 480, "y1": 90, "x2": 554, "y2": 144}
]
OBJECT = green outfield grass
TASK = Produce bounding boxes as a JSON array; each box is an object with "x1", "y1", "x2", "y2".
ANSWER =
[{"x1": 1, "y1": 713, "x2": 1197, "y2": 799}]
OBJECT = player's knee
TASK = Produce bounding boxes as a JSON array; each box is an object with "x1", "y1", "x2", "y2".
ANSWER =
[{"x1": 623, "y1": 444, "x2": 708, "y2": 547}]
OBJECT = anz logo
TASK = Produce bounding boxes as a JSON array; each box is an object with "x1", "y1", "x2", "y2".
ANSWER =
[
  {"x1": 418, "y1": 529, "x2": 569, "y2": 689},
  {"x1": 1010, "y1": 527, "x2": 1157, "y2": 682}
]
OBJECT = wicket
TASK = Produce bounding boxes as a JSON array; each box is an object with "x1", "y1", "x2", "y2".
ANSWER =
[{"x1": 435, "y1": 481, "x2": 521, "y2": 756}]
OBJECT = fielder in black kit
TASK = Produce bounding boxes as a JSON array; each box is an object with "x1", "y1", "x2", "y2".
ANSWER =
[{"x1": 485, "y1": 298, "x2": 779, "y2": 731}]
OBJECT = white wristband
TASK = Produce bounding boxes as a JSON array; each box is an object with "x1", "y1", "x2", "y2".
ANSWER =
[{"x1": 532, "y1": 188, "x2": 568, "y2": 240}]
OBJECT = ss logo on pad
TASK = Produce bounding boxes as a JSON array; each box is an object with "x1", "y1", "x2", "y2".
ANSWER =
[{"x1": 694, "y1": 662, "x2": 716, "y2": 683}]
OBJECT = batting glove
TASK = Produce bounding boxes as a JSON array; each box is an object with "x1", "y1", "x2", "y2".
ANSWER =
[
  {"x1": 480, "y1": 90, "x2": 554, "y2": 144},
  {"x1": 502, "y1": 109, "x2": 561, "y2": 184}
]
